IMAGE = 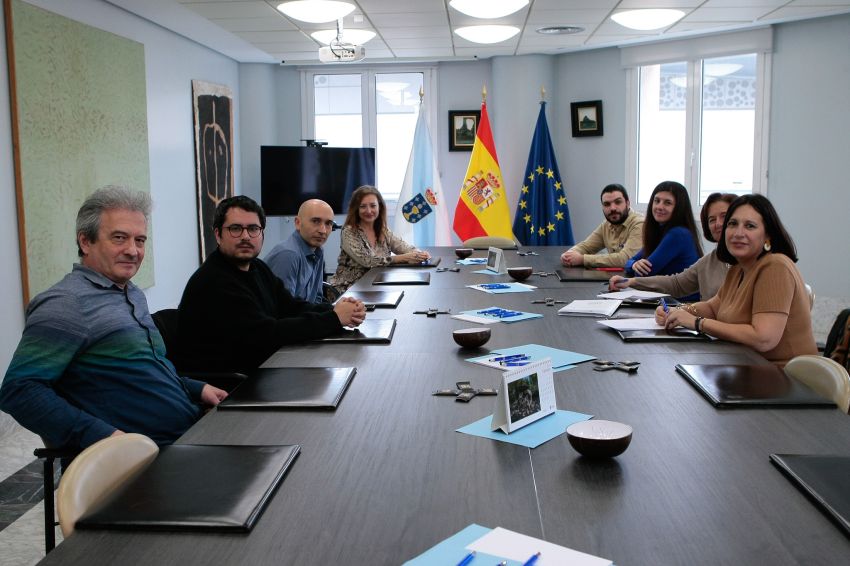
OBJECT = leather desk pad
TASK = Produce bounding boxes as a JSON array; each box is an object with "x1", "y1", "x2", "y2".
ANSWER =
[
  {"x1": 372, "y1": 270, "x2": 431, "y2": 285},
  {"x1": 218, "y1": 367, "x2": 356, "y2": 410},
  {"x1": 76, "y1": 444, "x2": 300, "y2": 532}
]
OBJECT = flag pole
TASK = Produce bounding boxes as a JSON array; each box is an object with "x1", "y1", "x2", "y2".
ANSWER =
[
  {"x1": 419, "y1": 85, "x2": 424, "y2": 103},
  {"x1": 540, "y1": 85, "x2": 546, "y2": 104},
  {"x1": 482, "y1": 85, "x2": 487, "y2": 103}
]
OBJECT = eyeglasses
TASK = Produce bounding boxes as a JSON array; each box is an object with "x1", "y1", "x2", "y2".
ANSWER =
[{"x1": 224, "y1": 224, "x2": 263, "y2": 238}]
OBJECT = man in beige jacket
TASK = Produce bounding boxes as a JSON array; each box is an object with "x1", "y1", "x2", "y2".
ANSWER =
[{"x1": 560, "y1": 184, "x2": 644, "y2": 268}]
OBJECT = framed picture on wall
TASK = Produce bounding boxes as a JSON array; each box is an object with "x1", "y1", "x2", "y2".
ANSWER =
[
  {"x1": 570, "y1": 100, "x2": 603, "y2": 137},
  {"x1": 449, "y1": 110, "x2": 481, "y2": 151}
]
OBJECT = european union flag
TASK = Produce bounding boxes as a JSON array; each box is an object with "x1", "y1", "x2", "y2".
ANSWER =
[
  {"x1": 401, "y1": 193, "x2": 433, "y2": 224},
  {"x1": 512, "y1": 102, "x2": 574, "y2": 246}
]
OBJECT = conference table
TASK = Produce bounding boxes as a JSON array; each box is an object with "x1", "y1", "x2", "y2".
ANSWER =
[{"x1": 40, "y1": 247, "x2": 850, "y2": 565}]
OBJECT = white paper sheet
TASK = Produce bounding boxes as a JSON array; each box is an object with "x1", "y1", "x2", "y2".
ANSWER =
[
  {"x1": 597, "y1": 289, "x2": 668, "y2": 300},
  {"x1": 467, "y1": 527, "x2": 611, "y2": 566},
  {"x1": 558, "y1": 300, "x2": 621, "y2": 317}
]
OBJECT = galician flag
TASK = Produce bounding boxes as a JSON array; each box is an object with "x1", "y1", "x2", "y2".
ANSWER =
[
  {"x1": 393, "y1": 101, "x2": 452, "y2": 246},
  {"x1": 452, "y1": 100, "x2": 514, "y2": 242},
  {"x1": 513, "y1": 101, "x2": 574, "y2": 246}
]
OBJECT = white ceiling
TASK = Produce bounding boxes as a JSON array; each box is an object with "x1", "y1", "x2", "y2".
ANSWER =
[{"x1": 108, "y1": 0, "x2": 850, "y2": 64}]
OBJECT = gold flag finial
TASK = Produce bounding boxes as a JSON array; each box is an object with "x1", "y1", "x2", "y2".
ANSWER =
[
  {"x1": 419, "y1": 85, "x2": 424, "y2": 102},
  {"x1": 541, "y1": 86, "x2": 546, "y2": 102},
  {"x1": 482, "y1": 85, "x2": 487, "y2": 102}
]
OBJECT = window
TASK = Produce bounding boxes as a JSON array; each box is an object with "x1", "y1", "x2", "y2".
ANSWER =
[
  {"x1": 623, "y1": 30, "x2": 772, "y2": 210},
  {"x1": 304, "y1": 68, "x2": 436, "y2": 202}
]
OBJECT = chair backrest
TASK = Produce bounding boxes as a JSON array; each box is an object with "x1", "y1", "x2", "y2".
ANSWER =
[
  {"x1": 152, "y1": 308, "x2": 179, "y2": 355},
  {"x1": 824, "y1": 308, "x2": 850, "y2": 372},
  {"x1": 784, "y1": 355, "x2": 850, "y2": 413},
  {"x1": 56, "y1": 433, "x2": 159, "y2": 537},
  {"x1": 804, "y1": 283, "x2": 814, "y2": 309},
  {"x1": 462, "y1": 236, "x2": 517, "y2": 250}
]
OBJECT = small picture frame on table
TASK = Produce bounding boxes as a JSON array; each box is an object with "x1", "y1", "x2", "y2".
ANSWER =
[
  {"x1": 570, "y1": 100, "x2": 603, "y2": 137},
  {"x1": 449, "y1": 110, "x2": 480, "y2": 151}
]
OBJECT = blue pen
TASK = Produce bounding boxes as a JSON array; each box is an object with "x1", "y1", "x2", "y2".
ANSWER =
[
  {"x1": 522, "y1": 552, "x2": 541, "y2": 566},
  {"x1": 616, "y1": 277, "x2": 630, "y2": 288},
  {"x1": 456, "y1": 550, "x2": 476, "y2": 566},
  {"x1": 502, "y1": 361, "x2": 530, "y2": 367},
  {"x1": 491, "y1": 354, "x2": 528, "y2": 362},
  {"x1": 661, "y1": 297, "x2": 669, "y2": 314}
]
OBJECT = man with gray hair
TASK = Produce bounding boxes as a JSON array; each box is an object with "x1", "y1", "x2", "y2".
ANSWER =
[{"x1": 0, "y1": 186, "x2": 227, "y2": 450}]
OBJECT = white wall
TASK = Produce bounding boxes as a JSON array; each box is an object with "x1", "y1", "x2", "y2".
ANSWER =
[
  {"x1": 555, "y1": 48, "x2": 629, "y2": 244},
  {"x1": 0, "y1": 0, "x2": 240, "y2": 375},
  {"x1": 768, "y1": 14, "x2": 850, "y2": 299}
]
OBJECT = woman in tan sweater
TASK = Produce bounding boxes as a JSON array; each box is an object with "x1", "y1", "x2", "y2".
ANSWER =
[{"x1": 656, "y1": 194, "x2": 817, "y2": 366}]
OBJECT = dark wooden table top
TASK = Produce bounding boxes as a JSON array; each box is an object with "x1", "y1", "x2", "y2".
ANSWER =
[{"x1": 41, "y1": 247, "x2": 850, "y2": 565}]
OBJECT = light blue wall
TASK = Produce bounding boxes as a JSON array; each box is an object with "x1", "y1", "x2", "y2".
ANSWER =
[
  {"x1": 555, "y1": 48, "x2": 628, "y2": 244},
  {"x1": 769, "y1": 14, "x2": 850, "y2": 298}
]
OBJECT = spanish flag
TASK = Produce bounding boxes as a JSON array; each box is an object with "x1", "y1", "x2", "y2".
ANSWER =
[{"x1": 452, "y1": 101, "x2": 514, "y2": 242}]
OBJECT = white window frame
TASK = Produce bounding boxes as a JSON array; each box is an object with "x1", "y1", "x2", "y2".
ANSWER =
[
  {"x1": 300, "y1": 66, "x2": 438, "y2": 205},
  {"x1": 622, "y1": 28, "x2": 773, "y2": 211}
]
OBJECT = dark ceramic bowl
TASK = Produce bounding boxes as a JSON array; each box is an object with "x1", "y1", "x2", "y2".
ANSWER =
[
  {"x1": 454, "y1": 248, "x2": 475, "y2": 259},
  {"x1": 452, "y1": 327, "x2": 491, "y2": 349},
  {"x1": 507, "y1": 266, "x2": 533, "y2": 281},
  {"x1": 566, "y1": 420, "x2": 632, "y2": 458}
]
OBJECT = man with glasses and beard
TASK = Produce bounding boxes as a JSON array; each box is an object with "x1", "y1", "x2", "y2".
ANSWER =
[
  {"x1": 175, "y1": 196, "x2": 365, "y2": 374},
  {"x1": 560, "y1": 184, "x2": 644, "y2": 268}
]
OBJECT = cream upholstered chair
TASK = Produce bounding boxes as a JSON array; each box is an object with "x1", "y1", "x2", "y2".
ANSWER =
[
  {"x1": 56, "y1": 433, "x2": 159, "y2": 537},
  {"x1": 462, "y1": 236, "x2": 517, "y2": 249},
  {"x1": 784, "y1": 355, "x2": 850, "y2": 413},
  {"x1": 804, "y1": 283, "x2": 815, "y2": 309}
]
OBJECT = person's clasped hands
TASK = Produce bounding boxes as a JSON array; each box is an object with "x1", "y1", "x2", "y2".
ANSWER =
[{"x1": 334, "y1": 296, "x2": 367, "y2": 327}]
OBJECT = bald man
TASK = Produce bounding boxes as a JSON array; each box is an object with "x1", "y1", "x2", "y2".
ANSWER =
[{"x1": 265, "y1": 199, "x2": 335, "y2": 303}]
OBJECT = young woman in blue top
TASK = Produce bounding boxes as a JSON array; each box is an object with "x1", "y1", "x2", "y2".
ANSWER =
[{"x1": 625, "y1": 181, "x2": 703, "y2": 296}]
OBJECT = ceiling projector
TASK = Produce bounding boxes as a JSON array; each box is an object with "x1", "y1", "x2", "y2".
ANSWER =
[{"x1": 319, "y1": 44, "x2": 366, "y2": 63}]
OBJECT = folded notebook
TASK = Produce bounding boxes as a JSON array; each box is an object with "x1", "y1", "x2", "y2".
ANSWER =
[
  {"x1": 339, "y1": 290, "x2": 404, "y2": 308},
  {"x1": 615, "y1": 328, "x2": 715, "y2": 342},
  {"x1": 387, "y1": 257, "x2": 441, "y2": 268},
  {"x1": 372, "y1": 270, "x2": 431, "y2": 285},
  {"x1": 316, "y1": 318, "x2": 397, "y2": 343},
  {"x1": 76, "y1": 444, "x2": 299, "y2": 532},
  {"x1": 217, "y1": 367, "x2": 356, "y2": 410},
  {"x1": 675, "y1": 364, "x2": 834, "y2": 407},
  {"x1": 555, "y1": 268, "x2": 614, "y2": 282},
  {"x1": 770, "y1": 454, "x2": 850, "y2": 536}
]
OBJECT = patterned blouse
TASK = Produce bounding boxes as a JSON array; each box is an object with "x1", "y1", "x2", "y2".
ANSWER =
[{"x1": 330, "y1": 225, "x2": 415, "y2": 293}]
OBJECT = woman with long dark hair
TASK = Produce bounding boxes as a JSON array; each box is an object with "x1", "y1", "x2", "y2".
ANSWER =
[
  {"x1": 610, "y1": 192, "x2": 735, "y2": 299},
  {"x1": 657, "y1": 194, "x2": 816, "y2": 366},
  {"x1": 625, "y1": 181, "x2": 703, "y2": 282},
  {"x1": 331, "y1": 186, "x2": 430, "y2": 293}
]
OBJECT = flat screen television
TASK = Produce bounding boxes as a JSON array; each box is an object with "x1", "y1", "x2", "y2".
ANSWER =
[{"x1": 261, "y1": 146, "x2": 376, "y2": 215}]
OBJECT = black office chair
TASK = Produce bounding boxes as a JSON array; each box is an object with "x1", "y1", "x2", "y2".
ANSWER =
[
  {"x1": 151, "y1": 309, "x2": 247, "y2": 392},
  {"x1": 33, "y1": 442, "x2": 80, "y2": 552}
]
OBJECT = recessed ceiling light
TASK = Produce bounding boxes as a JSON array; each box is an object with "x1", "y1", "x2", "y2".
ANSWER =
[
  {"x1": 311, "y1": 29, "x2": 376, "y2": 45},
  {"x1": 277, "y1": 1, "x2": 355, "y2": 24},
  {"x1": 610, "y1": 9, "x2": 685, "y2": 31},
  {"x1": 455, "y1": 25, "x2": 520, "y2": 44},
  {"x1": 450, "y1": 0, "x2": 529, "y2": 19},
  {"x1": 536, "y1": 26, "x2": 585, "y2": 35}
]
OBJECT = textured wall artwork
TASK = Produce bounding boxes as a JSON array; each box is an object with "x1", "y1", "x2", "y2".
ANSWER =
[
  {"x1": 5, "y1": 0, "x2": 153, "y2": 303},
  {"x1": 192, "y1": 80, "x2": 234, "y2": 261}
]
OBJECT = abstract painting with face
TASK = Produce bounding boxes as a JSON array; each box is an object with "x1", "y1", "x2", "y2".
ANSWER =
[{"x1": 192, "y1": 80, "x2": 235, "y2": 261}]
